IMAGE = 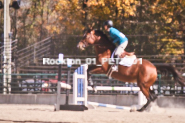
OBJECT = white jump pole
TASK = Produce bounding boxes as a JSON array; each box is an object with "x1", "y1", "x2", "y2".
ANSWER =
[
  {"x1": 87, "y1": 86, "x2": 147, "y2": 106},
  {"x1": 87, "y1": 86, "x2": 140, "y2": 91},
  {"x1": 60, "y1": 83, "x2": 71, "y2": 89}
]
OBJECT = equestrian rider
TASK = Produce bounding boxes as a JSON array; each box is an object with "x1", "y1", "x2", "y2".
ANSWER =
[{"x1": 103, "y1": 20, "x2": 129, "y2": 71}]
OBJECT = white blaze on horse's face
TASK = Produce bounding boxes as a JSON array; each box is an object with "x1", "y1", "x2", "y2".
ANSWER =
[
  {"x1": 77, "y1": 41, "x2": 85, "y2": 50},
  {"x1": 77, "y1": 32, "x2": 87, "y2": 50}
]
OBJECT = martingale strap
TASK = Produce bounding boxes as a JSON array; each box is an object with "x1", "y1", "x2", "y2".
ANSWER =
[{"x1": 106, "y1": 65, "x2": 114, "y2": 78}]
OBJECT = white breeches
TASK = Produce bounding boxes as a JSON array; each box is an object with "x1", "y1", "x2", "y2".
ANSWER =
[{"x1": 115, "y1": 41, "x2": 128, "y2": 57}]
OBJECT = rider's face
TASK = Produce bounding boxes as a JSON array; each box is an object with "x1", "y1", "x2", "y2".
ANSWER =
[{"x1": 104, "y1": 25, "x2": 108, "y2": 31}]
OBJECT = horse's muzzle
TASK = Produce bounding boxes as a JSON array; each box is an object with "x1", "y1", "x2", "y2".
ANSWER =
[
  {"x1": 77, "y1": 42, "x2": 85, "y2": 50},
  {"x1": 77, "y1": 44, "x2": 80, "y2": 48}
]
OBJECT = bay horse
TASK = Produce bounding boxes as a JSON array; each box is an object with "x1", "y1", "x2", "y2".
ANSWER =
[{"x1": 77, "y1": 29, "x2": 185, "y2": 111}]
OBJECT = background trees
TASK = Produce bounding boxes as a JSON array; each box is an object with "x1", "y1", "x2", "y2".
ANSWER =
[{"x1": 0, "y1": 0, "x2": 184, "y2": 55}]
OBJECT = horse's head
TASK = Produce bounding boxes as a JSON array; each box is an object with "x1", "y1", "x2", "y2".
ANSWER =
[{"x1": 77, "y1": 29, "x2": 100, "y2": 50}]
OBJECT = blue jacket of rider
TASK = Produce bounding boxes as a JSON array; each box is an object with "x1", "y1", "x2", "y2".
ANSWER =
[{"x1": 109, "y1": 27, "x2": 128, "y2": 45}]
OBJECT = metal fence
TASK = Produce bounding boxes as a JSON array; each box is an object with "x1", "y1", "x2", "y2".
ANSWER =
[
  {"x1": 0, "y1": 39, "x2": 17, "y2": 73},
  {"x1": 0, "y1": 73, "x2": 184, "y2": 96},
  {"x1": 16, "y1": 37, "x2": 52, "y2": 68}
]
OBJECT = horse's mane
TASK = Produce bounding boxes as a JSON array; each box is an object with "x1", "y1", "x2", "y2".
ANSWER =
[
  {"x1": 95, "y1": 30, "x2": 108, "y2": 39},
  {"x1": 94, "y1": 29, "x2": 116, "y2": 53},
  {"x1": 94, "y1": 30, "x2": 113, "y2": 44},
  {"x1": 86, "y1": 29, "x2": 112, "y2": 43}
]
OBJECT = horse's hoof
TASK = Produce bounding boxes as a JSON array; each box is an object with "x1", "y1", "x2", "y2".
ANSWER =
[
  {"x1": 91, "y1": 85, "x2": 97, "y2": 93},
  {"x1": 93, "y1": 88, "x2": 97, "y2": 93},
  {"x1": 152, "y1": 97, "x2": 157, "y2": 102},
  {"x1": 130, "y1": 105, "x2": 137, "y2": 112},
  {"x1": 152, "y1": 96, "x2": 157, "y2": 102},
  {"x1": 130, "y1": 109, "x2": 136, "y2": 112},
  {"x1": 91, "y1": 86, "x2": 97, "y2": 93},
  {"x1": 137, "y1": 108, "x2": 144, "y2": 112}
]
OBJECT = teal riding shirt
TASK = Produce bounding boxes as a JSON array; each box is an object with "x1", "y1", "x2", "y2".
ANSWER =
[{"x1": 109, "y1": 27, "x2": 128, "y2": 45}]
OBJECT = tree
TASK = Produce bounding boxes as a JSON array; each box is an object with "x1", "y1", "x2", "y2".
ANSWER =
[{"x1": 1, "y1": 0, "x2": 184, "y2": 55}]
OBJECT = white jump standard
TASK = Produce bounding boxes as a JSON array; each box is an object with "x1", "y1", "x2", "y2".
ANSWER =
[{"x1": 55, "y1": 54, "x2": 88, "y2": 111}]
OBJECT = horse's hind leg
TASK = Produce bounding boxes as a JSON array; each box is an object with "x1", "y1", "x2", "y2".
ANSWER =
[
  {"x1": 137, "y1": 84, "x2": 151, "y2": 112},
  {"x1": 137, "y1": 79, "x2": 158, "y2": 112},
  {"x1": 137, "y1": 87, "x2": 158, "y2": 112}
]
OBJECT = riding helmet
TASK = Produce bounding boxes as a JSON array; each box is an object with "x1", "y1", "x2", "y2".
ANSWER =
[{"x1": 103, "y1": 20, "x2": 113, "y2": 28}]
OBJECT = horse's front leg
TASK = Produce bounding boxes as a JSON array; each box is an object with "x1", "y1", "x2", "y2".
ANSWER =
[
  {"x1": 87, "y1": 65, "x2": 104, "y2": 90},
  {"x1": 87, "y1": 53, "x2": 110, "y2": 92}
]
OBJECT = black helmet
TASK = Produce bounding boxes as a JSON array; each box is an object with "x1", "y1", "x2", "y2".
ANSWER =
[{"x1": 103, "y1": 20, "x2": 113, "y2": 27}]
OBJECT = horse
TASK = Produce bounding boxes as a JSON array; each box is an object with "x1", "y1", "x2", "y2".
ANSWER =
[{"x1": 77, "y1": 29, "x2": 185, "y2": 111}]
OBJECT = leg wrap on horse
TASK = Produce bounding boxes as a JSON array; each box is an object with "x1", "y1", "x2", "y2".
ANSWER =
[
  {"x1": 88, "y1": 77, "x2": 94, "y2": 86},
  {"x1": 137, "y1": 100, "x2": 151, "y2": 112}
]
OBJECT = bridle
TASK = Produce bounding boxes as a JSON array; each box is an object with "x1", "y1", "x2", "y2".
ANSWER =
[{"x1": 81, "y1": 32, "x2": 97, "y2": 47}]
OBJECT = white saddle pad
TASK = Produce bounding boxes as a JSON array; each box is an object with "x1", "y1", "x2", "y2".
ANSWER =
[
  {"x1": 119, "y1": 56, "x2": 136, "y2": 67},
  {"x1": 111, "y1": 49, "x2": 136, "y2": 67}
]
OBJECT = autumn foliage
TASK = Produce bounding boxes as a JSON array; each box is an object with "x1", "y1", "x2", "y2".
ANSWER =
[{"x1": 0, "y1": 0, "x2": 184, "y2": 55}]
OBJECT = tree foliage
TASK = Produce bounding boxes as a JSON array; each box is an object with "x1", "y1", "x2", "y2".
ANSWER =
[
  {"x1": 53, "y1": 0, "x2": 185, "y2": 55},
  {"x1": 0, "y1": 0, "x2": 185, "y2": 55}
]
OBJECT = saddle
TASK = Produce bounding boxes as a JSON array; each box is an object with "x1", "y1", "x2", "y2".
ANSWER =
[
  {"x1": 120, "y1": 52, "x2": 140, "y2": 65},
  {"x1": 107, "y1": 51, "x2": 141, "y2": 78},
  {"x1": 112, "y1": 51, "x2": 141, "y2": 66}
]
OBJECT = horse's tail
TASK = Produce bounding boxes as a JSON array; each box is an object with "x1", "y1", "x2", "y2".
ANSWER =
[{"x1": 156, "y1": 65, "x2": 185, "y2": 86}]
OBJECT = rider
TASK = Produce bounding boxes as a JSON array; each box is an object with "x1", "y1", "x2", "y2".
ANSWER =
[{"x1": 103, "y1": 20, "x2": 131, "y2": 71}]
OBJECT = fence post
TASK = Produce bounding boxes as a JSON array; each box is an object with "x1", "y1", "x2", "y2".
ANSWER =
[
  {"x1": 65, "y1": 59, "x2": 72, "y2": 105},
  {"x1": 158, "y1": 74, "x2": 161, "y2": 95},
  {"x1": 56, "y1": 53, "x2": 63, "y2": 111},
  {"x1": 33, "y1": 44, "x2": 36, "y2": 63}
]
